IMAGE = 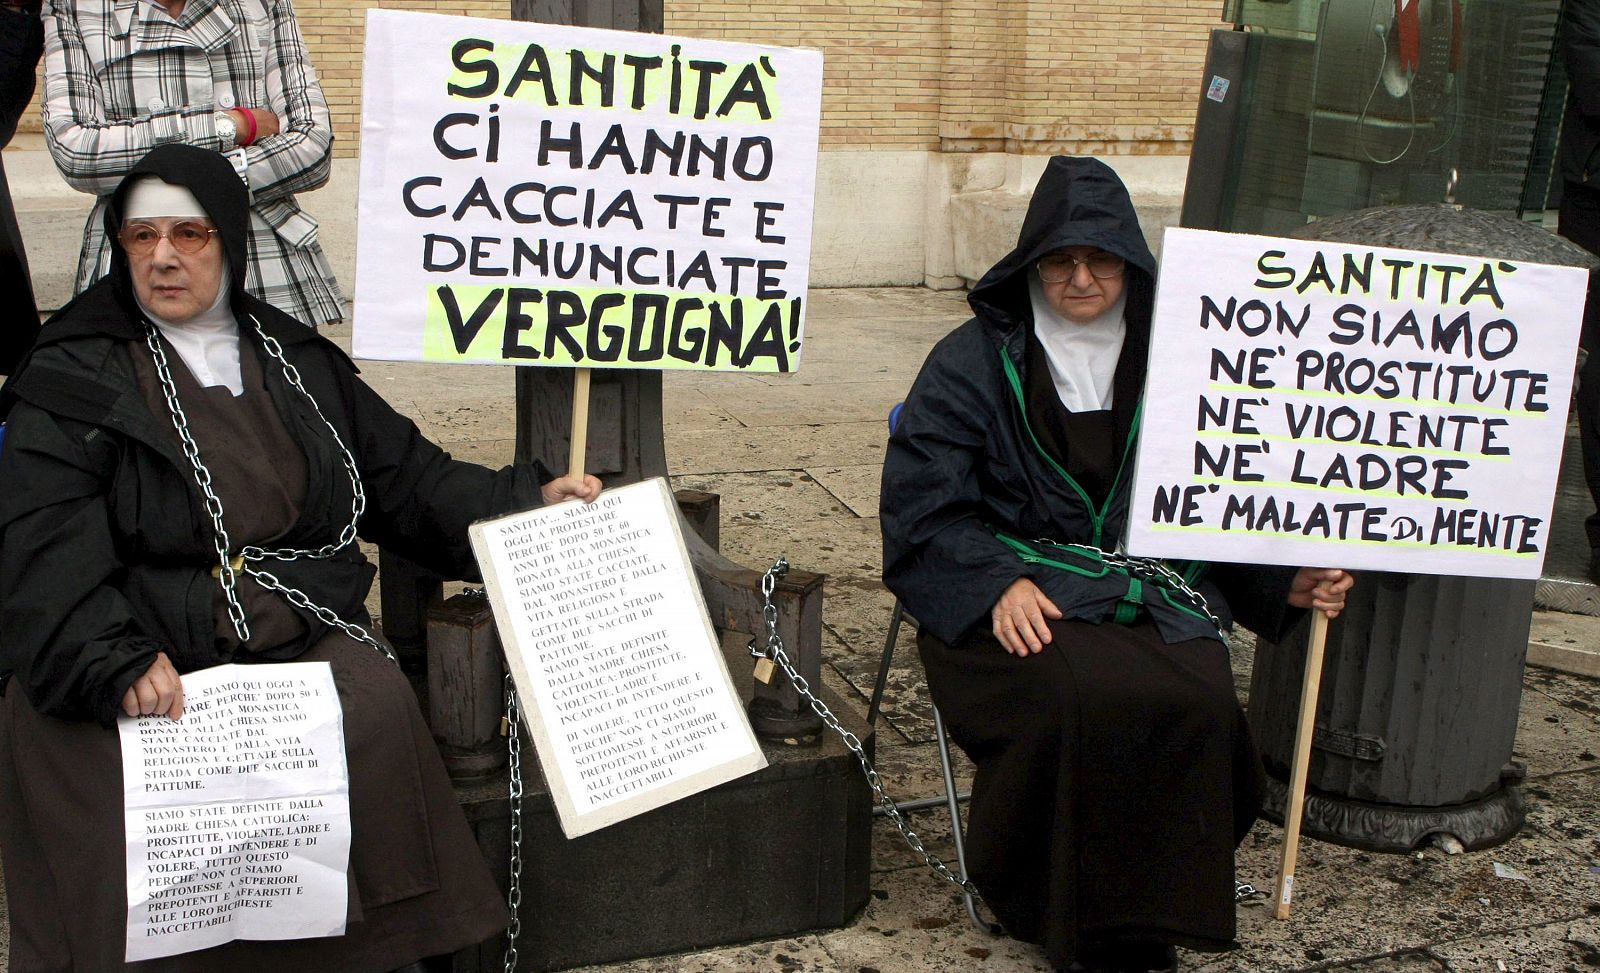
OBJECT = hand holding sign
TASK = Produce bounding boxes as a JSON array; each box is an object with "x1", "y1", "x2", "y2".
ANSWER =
[
  {"x1": 121, "y1": 652, "x2": 185, "y2": 720},
  {"x1": 542, "y1": 473, "x2": 603, "y2": 506},
  {"x1": 1286, "y1": 567, "x2": 1354, "y2": 618}
]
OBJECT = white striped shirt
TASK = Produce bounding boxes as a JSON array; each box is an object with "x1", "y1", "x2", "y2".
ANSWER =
[{"x1": 41, "y1": 0, "x2": 343, "y2": 324}]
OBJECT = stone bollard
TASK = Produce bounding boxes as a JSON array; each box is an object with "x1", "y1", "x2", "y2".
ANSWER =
[{"x1": 425, "y1": 591, "x2": 508, "y2": 782}]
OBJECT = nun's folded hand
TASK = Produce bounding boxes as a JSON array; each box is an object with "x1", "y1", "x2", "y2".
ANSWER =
[
  {"x1": 991, "y1": 577, "x2": 1063, "y2": 656},
  {"x1": 121, "y1": 651, "x2": 185, "y2": 720}
]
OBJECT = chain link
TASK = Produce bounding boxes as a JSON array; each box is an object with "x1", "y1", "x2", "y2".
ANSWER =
[
  {"x1": 753, "y1": 558, "x2": 1261, "y2": 911},
  {"x1": 503, "y1": 674, "x2": 524, "y2": 973},
  {"x1": 148, "y1": 315, "x2": 532, "y2": 964},
  {"x1": 752, "y1": 559, "x2": 980, "y2": 898},
  {"x1": 1021, "y1": 537, "x2": 1227, "y2": 640},
  {"x1": 142, "y1": 316, "x2": 392, "y2": 661}
]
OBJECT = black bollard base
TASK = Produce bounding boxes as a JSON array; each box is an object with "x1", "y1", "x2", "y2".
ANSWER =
[
  {"x1": 446, "y1": 642, "x2": 872, "y2": 972},
  {"x1": 1258, "y1": 763, "x2": 1527, "y2": 854},
  {"x1": 746, "y1": 695, "x2": 825, "y2": 742}
]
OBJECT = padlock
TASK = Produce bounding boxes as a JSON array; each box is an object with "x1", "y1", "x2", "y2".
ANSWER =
[{"x1": 753, "y1": 656, "x2": 776, "y2": 684}]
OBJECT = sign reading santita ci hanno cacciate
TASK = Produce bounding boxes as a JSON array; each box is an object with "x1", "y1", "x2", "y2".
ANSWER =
[{"x1": 354, "y1": 11, "x2": 823, "y2": 373}]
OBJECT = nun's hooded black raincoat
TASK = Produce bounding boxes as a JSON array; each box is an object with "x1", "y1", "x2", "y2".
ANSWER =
[{"x1": 881, "y1": 157, "x2": 1286, "y2": 971}]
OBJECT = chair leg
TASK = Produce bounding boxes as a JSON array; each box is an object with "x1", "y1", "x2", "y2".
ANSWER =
[
  {"x1": 935, "y1": 705, "x2": 1001, "y2": 936},
  {"x1": 866, "y1": 600, "x2": 904, "y2": 727}
]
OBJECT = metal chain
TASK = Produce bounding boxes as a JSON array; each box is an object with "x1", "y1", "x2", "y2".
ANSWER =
[
  {"x1": 1026, "y1": 537, "x2": 1227, "y2": 640},
  {"x1": 752, "y1": 558, "x2": 1263, "y2": 910},
  {"x1": 144, "y1": 324, "x2": 251, "y2": 641},
  {"x1": 1100, "y1": 549, "x2": 1225, "y2": 638},
  {"x1": 750, "y1": 559, "x2": 980, "y2": 897},
  {"x1": 503, "y1": 674, "x2": 524, "y2": 973},
  {"x1": 142, "y1": 316, "x2": 391, "y2": 661},
  {"x1": 149, "y1": 315, "x2": 534, "y2": 966}
]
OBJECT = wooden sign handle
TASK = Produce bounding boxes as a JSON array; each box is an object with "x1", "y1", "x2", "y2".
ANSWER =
[
  {"x1": 567, "y1": 367, "x2": 591, "y2": 479},
  {"x1": 1274, "y1": 609, "x2": 1330, "y2": 920}
]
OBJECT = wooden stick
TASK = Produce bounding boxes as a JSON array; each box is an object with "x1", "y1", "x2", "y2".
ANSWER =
[
  {"x1": 567, "y1": 367, "x2": 591, "y2": 478},
  {"x1": 1274, "y1": 609, "x2": 1330, "y2": 920}
]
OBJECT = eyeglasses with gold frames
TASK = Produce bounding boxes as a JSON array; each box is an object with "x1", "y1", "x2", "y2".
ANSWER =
[{"x1": 118, "y1": 220, "x2": 219, "y2": 256}]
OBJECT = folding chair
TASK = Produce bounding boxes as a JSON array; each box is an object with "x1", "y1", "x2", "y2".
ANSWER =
[{"x1": 871, "y1": 402, "x2": 996, "y2": 934}]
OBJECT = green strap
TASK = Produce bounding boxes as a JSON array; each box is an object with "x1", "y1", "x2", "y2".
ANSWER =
[{"x1": 1114, "y1": 577, "x2": 1144, "y2": 625}]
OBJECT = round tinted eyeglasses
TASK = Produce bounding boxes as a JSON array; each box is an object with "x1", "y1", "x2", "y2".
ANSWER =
[
  {"x1": 1036, "y1": 251, "x2": 1125, "y2": 282},
  {"x1": 118, "y1": 221, "x2": 219, "y2": 255}
]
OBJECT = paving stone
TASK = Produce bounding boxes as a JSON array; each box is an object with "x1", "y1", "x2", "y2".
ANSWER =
[
  {"x1": 816, "y1": 866, "x2": 1049, "y2": 973},
  {"x1": 1226, "y1": 817, "x2": 1594, "y2": 972},
  {"x1": 810, "y1": 464, "x2": 885, "y2": 519},
  {"x1": 1309, "y1": 954, "x2": 1447, "y2": 971},
  {"x1": 411, "y1": 404, "x2": 518, "y2": 446},
  {"x1": 661, "y1": 385, "x2": 744, "y2": 432},
  {"x1": 866, "y1": 742, "x2": 975, "y2": 874},
  {"x1": 1520, "y1": 768, "x2": 1600, "y2": 864},
  {"x1": 565, "y1": 935, "x2": 841, "y2": 973},
  {"x1": 698, "y1": 379, "x2": 909, "y2": 428},
  {"x1": 666, "y1": 422, "x2": 887, "y2": 474},
  {"x1": 1430, "y1": 916, "x2": 1600, "y2": 973},
  {"x1": 1512, "y1": 675, "x2": 1600, "y2": 778},
  {"x1": 1522, "y1": 665, "x2": 1600, "y2": 729},
  {"x1": 670, "y1": 470, "x2": 855, "y2": 524},
  {"x1": 436, "y1": 438, "x2": 518, "y2": 469},
  {"x1": 712, "y1": 516, "x2": 885, "y2": 586}
]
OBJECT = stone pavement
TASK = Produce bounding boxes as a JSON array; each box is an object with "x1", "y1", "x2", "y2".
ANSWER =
[
  {"x1": 6, "y1": 143, "x2": 1600, "y2": 972},
  {"x1": 338, "y1": 293, "x2": 1600, "y2": 973}
]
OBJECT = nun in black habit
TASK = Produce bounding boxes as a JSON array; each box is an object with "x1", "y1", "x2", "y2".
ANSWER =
[
  {"x1": 879, "y1": 157, "x2": 1351, "y2": 973},
  {"x1": 0, "y1": 144, "x2": 602, "y2": 972}
]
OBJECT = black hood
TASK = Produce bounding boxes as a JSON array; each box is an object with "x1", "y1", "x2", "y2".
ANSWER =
[
  {"x1": 103, "y1": 143, "x2": 251, "y2": 308},
  {"x1": 967, "y1": 156, "x2": 1158, "y2": 336}
]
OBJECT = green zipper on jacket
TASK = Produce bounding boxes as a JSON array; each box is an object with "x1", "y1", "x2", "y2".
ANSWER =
[
  {"x1": 992, "y1": 530, "x2": 1215, "y2": 625},
  {"x1": 997, "y1": 348, "x2": 1216, "y2": 627},
  {"x1": 998, "y1": 347, "x2": 1141, "y2": 550}
]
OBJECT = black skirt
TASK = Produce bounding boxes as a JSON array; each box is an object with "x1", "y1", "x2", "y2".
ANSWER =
[
  {"x1": 0, "y1": 634, "x2": 507, "y2": 973},
  {"x1": 918, "y1": 618, "x2": 1263, "y2": 969}
]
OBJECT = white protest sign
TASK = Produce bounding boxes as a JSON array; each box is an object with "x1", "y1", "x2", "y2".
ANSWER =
[
  {"x1": 1127, "y1": 226, "x2": 1587, "y2": 579},
  {"x1": 469, "y1": 477, "x2": 766, "y2": 838},
  {"x1": 354, "y1": 10, "x2": 823, "y2": 373},
  {"x1": 119, "y1": 663, "x2": 351, "y2": 962}
]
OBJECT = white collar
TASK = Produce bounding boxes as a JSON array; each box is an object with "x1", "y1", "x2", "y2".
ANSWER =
[
  {"x1": 137, "y1": 277, "x2": 244, "y2": 396},
  {"x1": 1028, "y1": 275, "x2": 1126, "y2": 413}
]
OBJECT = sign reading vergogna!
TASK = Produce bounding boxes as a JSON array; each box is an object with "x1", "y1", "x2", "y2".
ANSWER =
[{"x1": 354, "y1": 11, "x2": 823, "y2": 374}]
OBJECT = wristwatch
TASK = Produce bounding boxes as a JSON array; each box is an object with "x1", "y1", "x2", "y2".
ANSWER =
[{"x1": 214, "y1": 112, "x2": 238, "y2": 148}]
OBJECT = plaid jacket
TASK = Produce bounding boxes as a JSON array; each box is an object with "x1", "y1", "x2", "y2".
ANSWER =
[{"x1": 41, "y1": 0, "x2": 343, "y2": 324}]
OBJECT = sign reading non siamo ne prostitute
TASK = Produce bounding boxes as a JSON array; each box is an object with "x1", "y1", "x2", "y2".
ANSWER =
[
  {"x1": 1126, "y1": 227, "x2": 1587, "y2": 580},
  {"x1": 353, "y1": 11, "x2": 823, "y2": 373}
]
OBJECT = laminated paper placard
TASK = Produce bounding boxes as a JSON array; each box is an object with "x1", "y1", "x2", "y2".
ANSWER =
[{"x1": 469, "y1": 477, "x2": 766, "y2": 837}]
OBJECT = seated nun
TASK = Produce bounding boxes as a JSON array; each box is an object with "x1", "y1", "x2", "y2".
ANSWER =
[
  {"x1": 879, "y1": 156, "x2": 1353, "y2": 973},
  {"x1": 0, "y1": 142, "x2": 601, "y2": 973}
]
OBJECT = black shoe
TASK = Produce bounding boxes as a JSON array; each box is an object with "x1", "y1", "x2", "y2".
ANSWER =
[
  {"x1": 1092, "y1": 942, "x2": 1176, "y2": 973},
  {"x1": 1588, "y1": 550, "x2": 1600, "y2": 585}
]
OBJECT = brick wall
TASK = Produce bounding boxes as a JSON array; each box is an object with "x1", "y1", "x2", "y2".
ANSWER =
[
  {"x1": 16, "y1": 0, "x2": 1218, "y2": 157},
  {"x1": 294, "y1": 0, "x2": 512, "y2": 156},
  {"x1": 666, "y1": 0, "x2": 1223, "y2": 156}
]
